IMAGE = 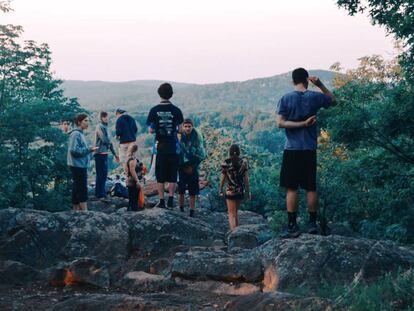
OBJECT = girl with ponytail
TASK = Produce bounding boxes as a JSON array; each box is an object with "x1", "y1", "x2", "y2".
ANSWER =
[{"x1": 220, "y1": 144, "x2": 251, "y2": 230}]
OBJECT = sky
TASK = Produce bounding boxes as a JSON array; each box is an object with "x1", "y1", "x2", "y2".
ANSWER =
[{"x1": 3, "y1": 0, "x2": 395, "y2": 84}]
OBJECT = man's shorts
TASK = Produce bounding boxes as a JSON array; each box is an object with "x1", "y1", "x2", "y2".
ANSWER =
[
  {"x1": 178, "y1": 169, "x2": 200, "y2": 196},
  {"x1": 280, "y1": 150, "x2": 317, "y2": 191},
  {"x1": 155, "y1": 153, "x2": 179, "y2": 183},
  {"x1": 119, "y1": 142, "x2": 135, "y2": 164}
]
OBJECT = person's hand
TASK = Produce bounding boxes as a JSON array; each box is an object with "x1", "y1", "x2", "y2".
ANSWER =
[
  {"x1": 183, "y1": 165, "x2": 193, "y2": 175},
  {"x1": 247, "y1": 192, "x2": 252, "y2": 201},
  {"x1": 308, "y1": 76, "x2": 323, "y2": 87},
  {"x1": 219, "y1": 190, "x2": 224, "y2": 197},
  {"x1": 136, "y1": 182, "x2": 141, "y2": 190},
  {"x1": 115, "y1": 155, "x2": 120, "y2": 163},
  {"x1": 90, "y1": 147, "x2": 99, "y2": 152},
  {"x1": 304, "y1": 115, "x2": 317, "y2": 127}
]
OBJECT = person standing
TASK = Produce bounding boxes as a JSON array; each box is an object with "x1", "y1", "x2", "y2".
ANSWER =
[
  {"x1": 276, "y1": 68, "x2": 336, "y2": 238},
  {"x1": 146, "y1": 83, "x2": 184, "y2": 209},
  {"x1": 67, "y1": 113, "x2": 98, "y2": 211},
  {"x1": 115, "y1": 108, "x2": 138, "y2": 175},
  {"x1": 178, "y1": 119, "x2": 206, "y2": 217},
  {"x1": 126, "y1": 144, "x2": 143, "y2": 211},
  {"x1": 220, "y1": 144, "x2": 251, "y2": 231},
  {"x1": 94, "y1": 111, "x2": 119, "y2": 201}
]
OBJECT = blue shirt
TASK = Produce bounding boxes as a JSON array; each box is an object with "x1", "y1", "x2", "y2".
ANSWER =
[{"x1": 277, "y1": 90, "x2": 333, "y2": 150}]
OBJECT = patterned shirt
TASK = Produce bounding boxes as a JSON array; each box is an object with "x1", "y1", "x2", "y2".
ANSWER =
[{"x1": 221, "y1": 158, "x2": 248, "y2": 194}]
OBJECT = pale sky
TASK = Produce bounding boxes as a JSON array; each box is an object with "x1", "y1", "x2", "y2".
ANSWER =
[{"x1": 3, "y1": 0, "x2": 395, "y2": 84}]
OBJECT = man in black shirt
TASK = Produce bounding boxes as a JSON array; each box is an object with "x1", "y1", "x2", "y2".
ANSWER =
[{"x1": 146, "y1": 83, "x2": 184, "y2": 208}]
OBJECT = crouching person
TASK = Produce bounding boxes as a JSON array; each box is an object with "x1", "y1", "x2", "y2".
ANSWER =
[{"x1": 178, "y1": 119, "x2": 206, "y2": 217}]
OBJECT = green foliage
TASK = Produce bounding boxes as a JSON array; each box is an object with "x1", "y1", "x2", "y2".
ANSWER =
[{"x1": 0, "y1": 6, "x2": 82, "y2": 210}]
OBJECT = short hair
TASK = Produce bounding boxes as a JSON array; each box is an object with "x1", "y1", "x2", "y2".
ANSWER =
[
  {"x1": 100, "y1": 111, "x2": 108, "y2": 119},
  {"x1": 158, "y1": 83, "x2": 173, "y2": 100},
  {"x1": 183, "y1": 118, "x2": 194, "y2": 126},
  {"x1": 292, "y1": 68, "x2": 309, "y2": 85},
  {"x1": 74, "y1": 113, "x2": 88, "y2": 126},
  {"x1": 116, "y1": 108, "x2": 126, "y2": 114}
]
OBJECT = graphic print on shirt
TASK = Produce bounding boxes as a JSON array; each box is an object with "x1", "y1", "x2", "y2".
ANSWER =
[{"x1": 157, "y1": 111, "x2": 174, "y2": 138}]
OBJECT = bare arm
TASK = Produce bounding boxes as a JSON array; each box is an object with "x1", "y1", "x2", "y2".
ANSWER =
[
  {"x1": 276, "y1": 115, "x2": 316, "y2": 129},
  {"x1": 219, "y1": 173, "x2": 226, "y2": 195},
  {"x1": 309, "y1": 76, "x2": 337, "y2": 106}
]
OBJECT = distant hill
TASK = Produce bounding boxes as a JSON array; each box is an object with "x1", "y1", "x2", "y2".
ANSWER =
[{"x1": 62, "y1": 70, "x2": 335, "y2": 113}]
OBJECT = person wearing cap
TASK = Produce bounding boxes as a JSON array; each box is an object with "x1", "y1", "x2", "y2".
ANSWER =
[
  {"x1": 178, "y1": 118, "x2": 206, "y2": 217},
  {"x1": 115, "y1": 108, "x2": 138, "y2": 175},
  {"x1": 146, "y1": 83, "x2": 184, "y2": 209}
]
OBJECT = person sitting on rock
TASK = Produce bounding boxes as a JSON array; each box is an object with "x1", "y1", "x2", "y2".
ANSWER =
[
  {"x1": 67, "y1": 113, "x2": 99, "y2": 211},
  {"x1": 126, "y1": 144, "x2": 143, "y2": 211},
  {"x1": 178, "y1": 118, "x2": 206, "y2": 217},
  {"x1": 276, "y1": 68, "x2": 336, "y2": 238},
  {"x1": 220, "y1": 144, "x2": 251, "y2": 231}
]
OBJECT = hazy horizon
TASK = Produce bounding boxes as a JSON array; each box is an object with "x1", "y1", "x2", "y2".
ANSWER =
[{"x1": 4, "y1": 0, "x2": 395, "y2": 84}]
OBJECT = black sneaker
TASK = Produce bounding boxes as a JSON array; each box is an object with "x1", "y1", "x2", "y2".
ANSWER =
[
  {"x1": 167, "y1": 197, "x2": 174, "y2": 208},
  {"x1": 155, "y1": 200, "x2": 166, "y2": 209},
  {"x1": 307, "y1": 222, "x2": 319, "y2": 234},
  {"x1": 179, "y1": 206, "x2": 184, "y2": 212},
  {"x1": 189, "y1": 209, "x2": 195, "y2": 217},
  {"x1": 280, "y1": 224, "x2": 301, "y2": 239}
]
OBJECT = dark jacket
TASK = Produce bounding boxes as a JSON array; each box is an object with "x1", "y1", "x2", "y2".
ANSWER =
[{"x1": 115, "y1": 114, "x2": 137, "y2": 144}]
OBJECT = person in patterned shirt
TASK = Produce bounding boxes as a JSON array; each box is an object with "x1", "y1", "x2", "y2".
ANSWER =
[{"x1": 219, "y1": 144, "x2": 251, "y2": 231}]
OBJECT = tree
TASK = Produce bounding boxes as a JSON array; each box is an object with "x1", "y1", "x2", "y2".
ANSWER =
[{"x1": 0, "y1": 2, "x2": 82, "y2": 210}]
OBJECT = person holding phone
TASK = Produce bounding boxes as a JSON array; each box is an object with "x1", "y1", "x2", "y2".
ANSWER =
[{"x1": 67, "y1": 113, "x2": 99, "y2": 211}]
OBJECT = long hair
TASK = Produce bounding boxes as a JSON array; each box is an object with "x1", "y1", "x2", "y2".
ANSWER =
[
  {"x1": 127, "y1": 144, "x2": 138, "y2": 157},
  {"x1": 229, "y1": 144, "x2": 240, "y2": 166},
  {"x1": 74, "y1": 113, "x2": 88, "y2": 126}
]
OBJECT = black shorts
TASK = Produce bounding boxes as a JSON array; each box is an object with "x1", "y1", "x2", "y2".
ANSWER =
[
  {"x1": 70, "y1": 166, "x2": 88, "y2": 204},
  {"x1": 155, "y1": 153, "x2": 179, "y2": 183},
  {"x1": 178, "y1": 169, "x2": 200, "y2": 196},
  {"x1": 280, "y1": 150, "x2": 317, "y2": 191},
  {"x1": 225, "y1": 193, "x2": 244, "y2": 201}
]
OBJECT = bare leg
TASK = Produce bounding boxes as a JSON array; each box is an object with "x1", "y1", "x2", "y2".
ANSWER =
[
  {"x1": 168, "y1": 183, "x2": 175, "y2": 197},
  {"x1": 79, "y1": 202, "x2": 88, "y2": 211},
  {"x1": 226, "y1": 199, "x2": 237, "y2": 231},
  {"x1": 189, "y1": 195, "x2": 196, "y2": 210},
  {"x1": 307, "y1": 191, "x2": 318, "y2": 212},
  {"x1": 179, "y1": 193, "x2": 185, "y2": 207},
  {"x1": 234, "y1": 200, "x2": 241, "y2": 228},
  {"x1": 157, "y1": 183, "x2": 165, "y2": 200},
  {"x1": 286, "y1": 188, "x2": 299, "y2": 212}
]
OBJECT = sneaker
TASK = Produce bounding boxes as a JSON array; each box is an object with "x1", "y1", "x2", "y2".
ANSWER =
[
  {"x1": 155, "y1": 200, "x2": 166, "y2": 209},
  {"x1": 167, "y1": 197, "x2": 174, "y2": 208},
  {"x1": 307, "y1": 222, "x2": 319, "y2": 234},
  {"x1": 179, "y1": 206, "x2": 184, "y2": 212},
  {"x1": 280, "y1": 224, "x2": 301, "y2": 239},
  {"x1": 189, "y1": 209, "x2": 195, "y2": 217},
  {"x1": 99, "y1": 197, "x2": 111, "y2": 203}
]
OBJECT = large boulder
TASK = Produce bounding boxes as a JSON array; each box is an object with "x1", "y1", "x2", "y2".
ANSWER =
[
  {"x1": 171, "y1": 250, "x2": 263, "y2": 282},
  {"x1": 50, "y1": 258, "x2": 110, "y2": 288},
  {"x1": 227, "y1": 224, "x2": 273, "y2": 250},
  {"x1": 121, "y1": 271, "x2": 175, "y2": 292},
  {"x1": 0, "y1": 260, "x2": 42, "y2": 285},
  {"x1": 257, "y1": 234, "x2": 414, "y2": 290}
]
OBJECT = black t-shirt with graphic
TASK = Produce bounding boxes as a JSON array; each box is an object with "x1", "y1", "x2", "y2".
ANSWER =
[{"x1": 146, "y1": 101, "x2": 184, "y2": 154}]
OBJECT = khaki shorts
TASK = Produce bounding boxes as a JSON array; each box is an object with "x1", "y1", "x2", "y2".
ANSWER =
[{"x1": 119, "y1": 142, "x2": 135, "y2": 164}]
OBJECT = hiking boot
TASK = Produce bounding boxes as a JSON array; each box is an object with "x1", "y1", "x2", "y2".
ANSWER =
[
  {"x1": 179, "y1": 206, "x2": 184, "y2": 212},
  {"x1": 307, "y1": 222, "x2": 319, "y2": 234},
  {"x1": 167, "y1": 197, "x2": 174, "y2": 208},
  {"x1": 280, "y1": 224, "x2": 301, "y2": 239},
  {"x1": 189, "y1": 209, "x2": 195, "y2": 217},
  {"x1": 155, "y1": 200, "x2": 166, "y2": 209}
]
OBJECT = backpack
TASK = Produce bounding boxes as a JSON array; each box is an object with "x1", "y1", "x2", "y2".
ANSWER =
[{"x1": 109, "y1": 182, "x2": 129, "y2": 198}]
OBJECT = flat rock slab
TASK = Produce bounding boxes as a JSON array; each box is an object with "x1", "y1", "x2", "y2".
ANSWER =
[
  {"x1": 227, "y1": 224, "x2": 273, "y2": 250},
  {"x1": 121, "y1": 271, "x2": 175, "y2": 292},
  {"x1": 171, "y1": 250, "x2": 263, "y2": 283},
  {"x1": 0, "y1": 260, "x2": 42, "y2": 285}
]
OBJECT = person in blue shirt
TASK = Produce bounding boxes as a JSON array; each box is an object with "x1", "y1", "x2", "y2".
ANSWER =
[
  {"x1": 115, "y1": 108, "x2": 138, "y2": 175},
  {"x1": 276, "y1": 68, "x2": 336, "y2": 238}
]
